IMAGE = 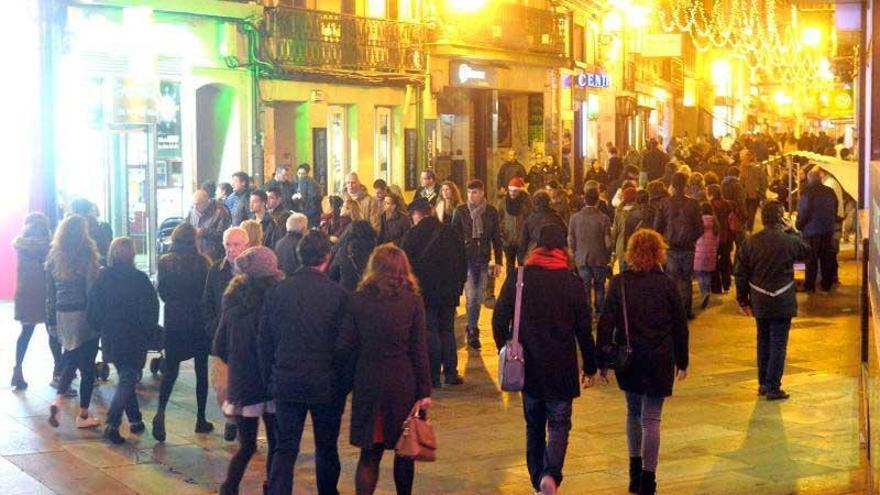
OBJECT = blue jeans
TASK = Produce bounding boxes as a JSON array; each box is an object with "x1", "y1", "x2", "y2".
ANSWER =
[
  {"x1": 695, "y1": 271, "x2": 713, "y2": 297},
  {"x1": 625, "y1": 392, "x2": 665, "y2": 473},
  {"x1": 106, "y1": 364, "x2": 142, "y2": 428},
  {"x1": 665, "y1": 250, "x2": 695, "y2": 316},
  {"x1": 578, "y1": 266, "x2": 608, "y2": 317},
  {"x1": 464, "y1": 261, "x2": 489, "y2": 329},
  {"x1": 269, "y1": 399, "x2": 344, "y2": 495},
  {"x1": 426, "y1": 305, "x2": 458, "y2": 381},
  {"x1": 756, "y1": 318, "x2": 791, "y2": 392},
  {"x1": 523, "y1": 394, "x2": 573, "y2": 491}
]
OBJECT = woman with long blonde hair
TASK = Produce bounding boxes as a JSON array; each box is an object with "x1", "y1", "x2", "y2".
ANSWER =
[
  {"x1": 46, "y1": 214, "x2": 102, "y2": 429},
  {"x1": 340, "y1": 245, "x2": 432, "y2": 495},
  {"x1": 239, "y1": 219, "x2": 263, "y2": 248},
  {"x1": 435, "y1": 181, "x2": 462, "y2": 224}
]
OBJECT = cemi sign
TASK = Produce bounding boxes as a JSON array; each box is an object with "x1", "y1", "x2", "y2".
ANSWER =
[
  {"x1": 450, "y1": 61, "x2": 496, "y2": 88},
  {"x1": 576, "y1": 72, "x2": 610, "y2": 89}
]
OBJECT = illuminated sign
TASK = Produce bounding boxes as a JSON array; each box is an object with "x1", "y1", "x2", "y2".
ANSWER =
[
  {"x1": 576, "y1": 72, "x2": 611, "y2": 89},
  {"x1": 458, "y1": 64, "x2": 486, "y2": 84},
  {"x1": 450, "y1": 61, "x2": 495, "y2": 88}
]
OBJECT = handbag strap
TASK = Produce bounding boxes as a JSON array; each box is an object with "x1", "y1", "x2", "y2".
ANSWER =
[
  {"x1": 512, "y1": 266, "x2": 525, "y2": 344},
  {"x1": 621, "y1": 276, "x2": 631, "y2": 350}
]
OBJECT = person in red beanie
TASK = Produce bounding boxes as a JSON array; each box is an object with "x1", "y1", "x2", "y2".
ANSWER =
[{"x1": 498, "y1": 177, "x2": 532, "y2": 281}]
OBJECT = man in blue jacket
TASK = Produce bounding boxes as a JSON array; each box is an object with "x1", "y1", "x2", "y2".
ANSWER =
[{"x1": 796, "y1": 168, "x2": 838, "y2": 293}]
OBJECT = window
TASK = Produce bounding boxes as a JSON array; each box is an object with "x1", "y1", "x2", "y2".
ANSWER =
[
  {"x1": 573, "y1": 24, "x2": 585, "y2": 63},
  {"x1": 328, "y1": 106, "x2": 349, "y2": 195},
  {"x1": 375, "y1": 107, "x2": 393, "y2": 183}
]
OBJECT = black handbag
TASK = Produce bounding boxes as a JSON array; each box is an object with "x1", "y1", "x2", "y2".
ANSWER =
[{"x1": 605, "y1": 278, "x2": 633, "y2": 373}]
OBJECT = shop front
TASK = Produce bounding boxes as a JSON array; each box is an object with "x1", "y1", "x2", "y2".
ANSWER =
[
  {"x1": 563, "y1": 68, "x2": 614, "y2": 191},
  {"x1": 54, "y1": 4, "x2": 255, "y2": 273},
  {"x1": 427, "y1": 59, "x2": 554, "y2": 193}
]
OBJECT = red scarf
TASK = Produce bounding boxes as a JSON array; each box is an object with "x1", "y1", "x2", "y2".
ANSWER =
[{"x1": 525, "y1": 248, "x2": 570, "y2": 271}]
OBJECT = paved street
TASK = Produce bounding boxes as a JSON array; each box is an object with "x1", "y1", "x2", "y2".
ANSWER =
[{"x1": 0, "y1": 252, "x2": 866, "y2": 495}]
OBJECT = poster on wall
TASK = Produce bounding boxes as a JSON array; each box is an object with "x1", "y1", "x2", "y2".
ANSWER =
[
  {"x1": 404, "y1": 128, "x2": 418, "y2": 191},
  {"x1": 313, "y1": 128, "x2": 328, "y2": 196},
  {"x1": 157, "y1": 81, "x2": 181, "y2": 159}
]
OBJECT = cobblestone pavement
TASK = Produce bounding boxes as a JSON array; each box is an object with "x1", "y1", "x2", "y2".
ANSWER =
[{"x1": 0, "y1": 252, "x2": 866, "y2": 494}]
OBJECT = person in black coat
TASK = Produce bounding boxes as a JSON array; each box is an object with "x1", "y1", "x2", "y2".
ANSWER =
[
  {"x1": 274, "y1": 213, "x2": 308, "y2": 277},
  {"x1": 378, "y1": 193, "x2": 412, "y2": 246},
  {"x1": 401, "y1": 198, "x2": 467, "y2": 387},
  {"x1": 259, "y1": 231, "x2": 352, "y2": 495},
  {"x1": 597, "y1": 229, "x2": 689, "y2": 495},
  {"x1": 795, "y1": 169, "x2": 839, "y2": 292},
  {"x1": 518, "y1": 190, "x2": 567, "y2": 259},
  {"x1": 338, "y1": 244, "x2": 432, "y2": 495},
  {"x1": 329, "y1": 220, "x2": 377, "y2": 291},
  {"x1": 153, "y1": 223, "x2": 216, "y2": 441},
  {"x1": 492, "y1": 224, "x2": 598, "y2": 495},
  {"x1": 87, "y1": 237, "x2": 159, "y2": 444},
  {"x1": 213, "y1": 246, "x2": 284, "y2": 495}
]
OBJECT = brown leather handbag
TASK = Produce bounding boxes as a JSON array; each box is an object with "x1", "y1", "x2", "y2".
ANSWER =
[{"x1": 394, "y1": 402, "x2": 437, "y2": 462}]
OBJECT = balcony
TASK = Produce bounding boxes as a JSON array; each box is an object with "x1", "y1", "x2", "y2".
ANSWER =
[
  {"x1": 435, "y1": 4, "x2": 567, "y2": 59},
  {"x1": 265, "y1": 7, "x2": 428, "y2": 74}
]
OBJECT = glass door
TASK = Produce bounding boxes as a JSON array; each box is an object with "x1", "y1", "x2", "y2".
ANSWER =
[
  {"x1": 107, "y1": 124, "x2": 158, "y2": 274},
  {"x1": 375, "y1": 107, "x2": 392, "y2": 183},
  {"x1": 328, "y1": 106, "x2": 349, "y2": 195}
]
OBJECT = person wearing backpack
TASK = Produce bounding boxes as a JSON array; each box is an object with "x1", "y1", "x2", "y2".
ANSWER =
[{"x1": 492, "y1": 224, "x2": 598, "y2": 495}]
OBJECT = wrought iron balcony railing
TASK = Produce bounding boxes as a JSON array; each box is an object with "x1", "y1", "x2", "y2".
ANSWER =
[
  {"x1": 435, "y1": 4, "x2": 567, "y2": 58},
  {"x1": 265, "y1": 7, "x2": 428, "y2": 73}
]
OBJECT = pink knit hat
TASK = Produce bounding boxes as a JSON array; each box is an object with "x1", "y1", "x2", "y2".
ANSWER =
[{"x1": 234, "y1": 246, "x2": 284, "y2": 281}]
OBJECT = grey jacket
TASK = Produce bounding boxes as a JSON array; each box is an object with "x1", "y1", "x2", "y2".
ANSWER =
[{"x1": 568, "y1": 206, "x2": 612, "y2": 267}]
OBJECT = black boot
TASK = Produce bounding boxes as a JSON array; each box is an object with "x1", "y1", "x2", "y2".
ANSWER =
[
  {"x1": 466, "y1": 327, "x2": 481, "y2": 350},
  {"x1": 628, "y1": 457, "x2": 642, "y2": 493},
  {"x1": 639, "y1": 470, "x2": 656, "y2": 495},
  {"x1": 11, "y1": 367, "x2": 27, "y2": 390},
  {"x1": 152, "y1": 412, "x2": 166, "y2": 442}
]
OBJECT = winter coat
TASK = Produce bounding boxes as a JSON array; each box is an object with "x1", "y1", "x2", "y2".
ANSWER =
[
  {"x1": 186, "y1": 199, "x2": 232, "y2": 261},
  {"x1": 451, "y1": 202, "x2": 503, "y2": 264},
  {"x1": 414, "y1": 186, "x2": 440, "y2": 207},
  {"x1": 611, "y1": 205, "x2": 636, "y2": 262},
  {"x1": 796, "y1": 182, "x2": 839, "y2": 237},
  {"x1": 492, "y1": 264, "x2": 597, "y2": 400},
  {"x1": 518, "y1": 207, "x2": 567, "y2": 259},
  {"x1": 259, "y1": 268, "x2": 352, "y2": 404},
  {"x1": 741, "y1": 165, "x2": 768, "y2": 201},
  {"x1": 14, "y1": 236, "x2": 49, "y2": 324},
  {"x1": 401, "y1": 216, "x2": 467, "y2": 308},
  {"x1": 292, "y1": 176, "x2": 323, "y2": 225},
  {"x1": 274, "y1": 231, "x2": 303, "y2": 277},
  {"x1": 497, "y1": 160, "x2": 527, "y2": 191},
  {"x1": 255, "y1": 211, "x2": 285, "y2": 250},
  {"x1": 498, "y1": 194, "x2": 532, "y2": 249},
  {"x1": 694, "y1": 215, "x2": 720, "y2": 272},
  {"x1": 329, "y1": 235, "x2": 376, "y2": 291},
  {"x1": 585, "y1": 167, "x2": 610, "y2": 186},
  {"x1": 203, "y1": 257, "x2": 236, "y2": 343},
  {"x1": 342, "y1": 289, "x2": 431, "y2": 449},
  {"x1": 213, "y1": 275, "x2": 278, "y2": 408},
  {"x1": 265, "y1": 179, "x2": 295, "y2": 211},
  {"x1": 710, "y1": 198, "x2": 736, "y2": 244},
  {"x1": 653, "y1": 192, "x2": 703, "y2": 251},
  {"x1": 568, "y1": 206, "x2": 612, "y2": 267},
  {"x1": 597, "y1": 269, "x2": 689, "y2": 398},
  {"x1": 86, "y1": 264, "x2": 159, "y2": 368},
  {"x1": 46, "y1": 263, "x2": 99, "y2": 351},
  {"x1": 734, "y1": 225, "x2": 810, "y2": 319},
  {"x1": 227, "y1": 189, "x2": 251, "y2": 227},
  {"x1": 549, "y1": 196, "x2": 572, "y2": 225},
  {"x1": 641, "y1": 148, "x2": 669, "y2": 181},
  {"x1": 158, "y1": 247, "x2": 212, "y2": 361},
  {"x1": 349, "y1": 192, "x2": 382, "y2": 232},
  {"x1": 378, "y1": 211, "x2": 412, "y2": 246}
]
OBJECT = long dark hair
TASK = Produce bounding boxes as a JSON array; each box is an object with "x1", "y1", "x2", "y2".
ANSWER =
[{"x1": 46, "y1": 215, "x2": 100, "y2": 281}]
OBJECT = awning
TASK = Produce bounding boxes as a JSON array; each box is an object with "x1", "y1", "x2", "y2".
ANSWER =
[{"x1": 787, "y1": 151, "x2": 859, "y2": 202}]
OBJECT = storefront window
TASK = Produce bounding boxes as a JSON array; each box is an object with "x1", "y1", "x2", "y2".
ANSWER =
[
  {"x1": 328, "y1": 105, "x2": 349, "y2": 194},
  {"x1": 375, "y1": 107, "x2": 393, "y2": 183}
]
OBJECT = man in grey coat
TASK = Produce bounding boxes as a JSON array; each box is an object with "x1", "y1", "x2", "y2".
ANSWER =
[{"x1": 568, "y1": 187, "x2": 612, "y2": 318}]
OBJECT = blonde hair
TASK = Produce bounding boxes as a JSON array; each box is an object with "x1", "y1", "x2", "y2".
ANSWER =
[
  {"x1": 342, "y1": 198, "x2": 363, "y2": 221},
  {"x1": 624, "y1": 229, "x2": 667, "y2": 272},
  {"x1": 357, "y1": 244, "x2": 420, "y2": 298},
  {"x1": 47, "y1": 215, "x2": 100, "y2": 281},
  {"x1": 107, "y1": 237, "x2": 136, "y2": 267},
  {"x1": 239, "y1": 220, "x2": 263, "y2": 248}
]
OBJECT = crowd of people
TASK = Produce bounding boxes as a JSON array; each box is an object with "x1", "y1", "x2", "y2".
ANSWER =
[{"x1": 8, "y1": 130, "x2": 853, "y2": 495}]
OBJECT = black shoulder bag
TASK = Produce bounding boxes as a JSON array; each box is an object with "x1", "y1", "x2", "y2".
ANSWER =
[{"x1": 606, "y1": 278, "x2": 633, "y2": 373}]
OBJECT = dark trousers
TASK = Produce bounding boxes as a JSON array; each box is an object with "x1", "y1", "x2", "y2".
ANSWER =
[
  {"x1": 503, "y1": 244, "x2": 521, "y2": 280},
  {"x1": 57, "y1": 338, "x2": 99, "y2": 409},
  {"x1": 745, "y1": 198, "x2": 760, "y2": 231},
  {"x1": 269, "y1": 399, "x2": 344, "y2": 495},
  {"x1": 106, "y1": 364, "x2": 142, "y2": 428},
  {"x1": 355, "y1": 444, "x2": 414, "y2": 495},
  {"x1": 665, "y1": 250, "x2": 695, "y2": 316},
  {"x1": 158, "y1": 352, "x2": 209, "y2": 418},
  {"x1": 712, "y1": 240, "x2": 733, "y2": 293},
  {"x1": 222, "y1": 413, "x2": 277, "y2": 494},
  {"x1": 577, "y1": 266, "x2": 608, "y2": 318},
  {"x1": 756, "y1": 318, "x2": 791, "y2": 392},
  {"x1": 522, "y1": 394, "x2": 572, "y2": 491},
  {"x1": 426, "y1": 305, "x2": 458, "y2": 381},
  {"x1": 804, "y1": 233, "x2": 834, "y2": 292}
]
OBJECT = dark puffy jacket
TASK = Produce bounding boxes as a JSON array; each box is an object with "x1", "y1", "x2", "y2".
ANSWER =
[
  {"x1": 734, "y1": 225, "x2": 810, "y2": 319},
  {"x1": 158, "y1": 248, "x2": 211, "y2": 338},
  {"x1": 202, "y1": 257, "x2": 235, "y2": 340},
  {"x1": 597, "y1": 269, "x2": 689, "y2": 398},
  {"x1": 653, "y1": 193, "x2": 703, "y2": 251},
  {"x1": 641, "y1": 148, "x2": 669, "y2": 180},
  {"x1": 518, "y1": 207, "x2": 567, "y2": 258},
  {"x1": 274, "y1": 231, "x2": 303, "y2": 277},
  {"x1": 492, "y1": 264, "x2": 597, "y2": 400},
  {"x1": 213, "y1": 275, "x2": 278, "y2": 407},
  {"x1": 451, "y1": 203, "x2": 503, "y2": 264},
  {"x1": 329, "y1": 236, "x2": 376, "y2": 292},
  {"x1": 186, "y1": 200, "x2": 231, "y2": 261},
  {"x1": 796, "y1": 182, "x2": 838, "y2": 236},
  {"x1": 14, "y1": 237, "x2": 49, "y2": 324},
  {"x1": 378, "y1": 211, "x2": 412, "y2": 246},
  {"x1": 401, "y1": 216, "x2": 467, "y2": 308},
  {"x1": 87, "y1": 265, "x2": 159, "y2": 367}
]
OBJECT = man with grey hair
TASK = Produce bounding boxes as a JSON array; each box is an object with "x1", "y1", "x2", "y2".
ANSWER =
[
  {"x1": 275, "y1": 213, "x2": 309, "y2": 276},
  {"x1": 203, "y1": 226, "x2": 249, "y2": 442},
  {"x1": 185, "y1": 189, "x2": 231, "y2": 261},
  {"x1": 344, "y1": 172, "x2": 381, "y2": 230}
]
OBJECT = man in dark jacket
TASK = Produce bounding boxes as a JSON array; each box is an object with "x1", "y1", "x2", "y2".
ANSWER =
[
  {"x1": 568, "y1": 187, "x2": 612, "y2": 318},
  {"x1": 739, "y1": 150, "x2": 768, "y2": 231},
  {"x1": 735, "y1": 201, "x2": 810, "y2": 400},
  {"x1": 519, "y1": 190, "x2": 567, "y2": 260},
  {"x1": 402, "y1": 198, "x2": 467, "y2": 388},
  {"x1": 265, "y1": 165, "x2": 295, "y2": 211},
  {"x1": 492, "y1": 224, "x2": 597, "y2": 495},
  {"x1": 292, "y1": 163, "x2": 323, "y2": 228},
  {"x1": 606, "y1": 146, "x2": 624, "y2": 197},
  {"x1": 260, "y1": 231, "x2": 351, "y2": 495},
  {"x1": 796, "y1": 169, "x2": 839, "y2": 292},
  {"x1": 641, "y1": 139, "x2": 669, "y2": 181},
  {"x1": 497, "y1": 149, "x2": 527, "y2": 194},
  {"x1": 414, "y1": 169, "x2": 440, "y2": 206},
  {"x1": 274, "y1": 213, "x2": 308, "y2": 277},
  {"x1": 654, "y1": 172, "x2": 703, "y2": 319},
  {"x1": 250, "y1": 190, "x2": 283, "y2": 249},
  {"x1": 186, "y1": 190, "x2": 232, "y2": 262},
  {"x1": 226, "y1": 172, "x2": 252, "y2": 226}
]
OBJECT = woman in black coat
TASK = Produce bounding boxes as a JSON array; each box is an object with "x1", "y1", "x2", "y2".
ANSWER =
[
  {"x1": 213, "y1": 246, "x2": 283, "y2": 495},
  {"x1": 597, "y1": 229, "x2": 689, "y2": 495},
  {"x1": 329, "y1": 220, "x2": 377, "y2": 291},
  {"x1": 12, "y1": 212, "x2": 56, "y2": 390},
  {"x1": 378, "y1": 193, "x2": 412, "y2": 246},
  {"x1": 86, "y1": 237, "x2": 159, "y2": 444},
  {"x1": 340, "y1": 244, "x2": 432, "y2": 495},
  {"x1": 153, "y1": 223, "x2": 213, "y2": 441}
]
